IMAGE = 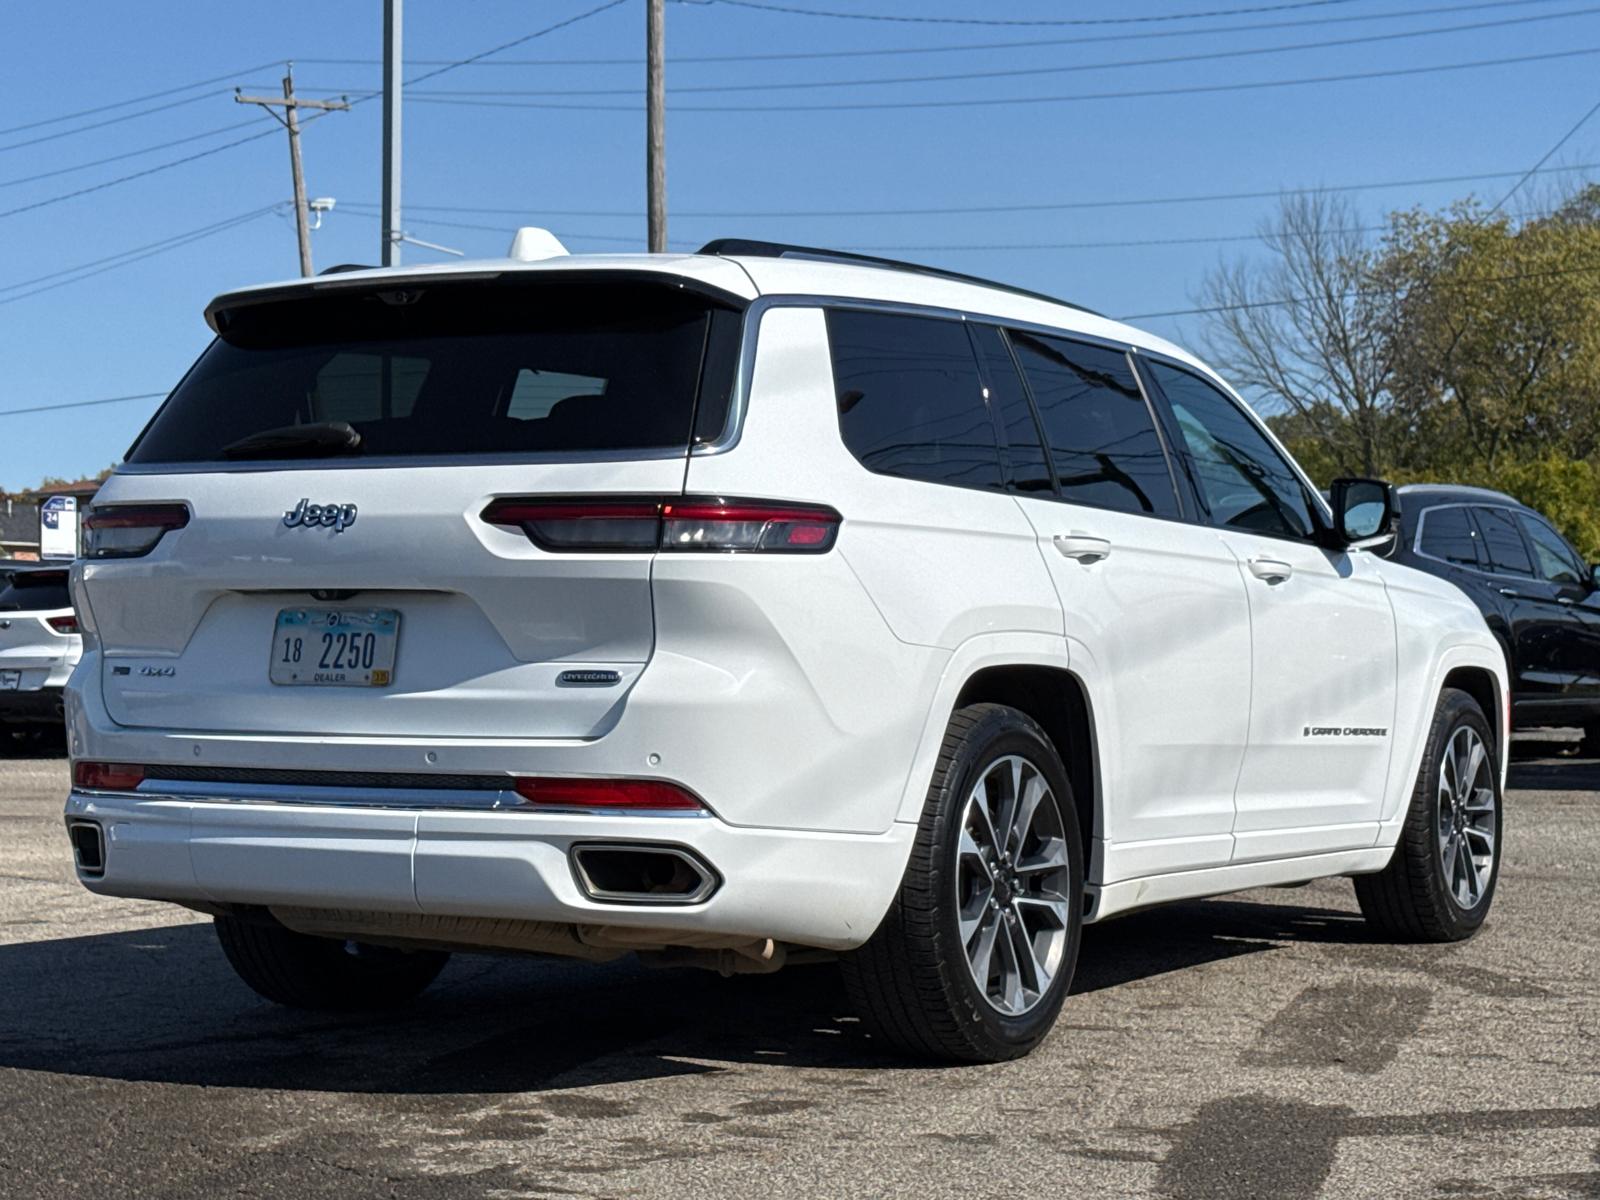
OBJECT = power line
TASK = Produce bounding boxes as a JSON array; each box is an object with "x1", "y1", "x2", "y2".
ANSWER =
[
  {"x1": 0, "y1": 118, "x2": 270, "y2": 192},
  {"x1": 407, "y1": 44, "x2": 1600, "y2": 111},
  {"x1": 679, "y1": 0, "x2": 1363, "y2": 27},
  {"x1": 0, "y1": 89, "x2": 241, "y2": 157},
  {"x1": 399, "y1": 0, "x2": 633, "y2": 90},
  {"x1": 0, "y1": 205, "x2": 283, "y2": 306},
  {"x1": 335, "y1": 161, "x2": 1600, "y2": 221},
  {"x1": 0, "y1": 127, "x2": 280, "y2": 222},
  {"x1": 0, "y1": 392, "x2": 167, "y2": 419},
  {"x1": 0, "y1": 61, "x2": 282, "y2": 139},
  {"x1": 404, "y1": 6, "x2": 1600, "y2": 98},
  {"x1": 295, "y1": 0, "x2": 1574, "y2": 65}
]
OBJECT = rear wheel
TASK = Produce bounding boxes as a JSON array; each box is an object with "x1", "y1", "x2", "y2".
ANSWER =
[
  {"x1": 215, "y1": 914, "x2": 450, "y2": 1010},
  {"x1": 840, "y1": 703, "x2": 1083, "y2": 1062},
  {"x1": 1354, "y1": 688, "x2": 1501, "y2": 942}
]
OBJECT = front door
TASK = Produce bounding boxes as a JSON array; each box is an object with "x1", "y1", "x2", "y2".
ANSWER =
[
  {"x1": 1141, "y1": 359, "x2": 1398, "y2": 863},
  {"x1": 1505, "y1": 507, "x2": 1600, "y2": 705}
]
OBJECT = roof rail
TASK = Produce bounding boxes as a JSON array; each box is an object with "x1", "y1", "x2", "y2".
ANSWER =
[{"x1": 696, "y1": 238, "x2": 1100, "y2": 317}]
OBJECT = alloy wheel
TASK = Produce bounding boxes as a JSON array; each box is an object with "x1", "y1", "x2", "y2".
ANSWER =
[
  {"x1": 955, "y1": 754, "x2": 1073, "y2": 1016},
  {"x1": 1436, "y1": 725, "x2": 1497, "y2": 909}
]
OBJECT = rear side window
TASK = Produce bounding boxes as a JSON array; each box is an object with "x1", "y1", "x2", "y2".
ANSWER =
[
  {"x1": 1146, "y1": 361, "x2": 1316, "y2": 539},
  {"x1": 128, "y1": 281, "x2": 739, "y2": 463},
  {"x1": 1516, "y1": 512, "x2": 1584, "y2": 583},
  {"x1": 969, "y1": 324, "x2": 1053, "y2": 495},
  {"x1": 826, "y1": 309, "x2": 1002, "y2": 490},
  {"x1": 0, "y1": 571, "x2": 70, "y2": 612},
  {"x1": 1417, "y1": 506, "x2": 1484, "y2": 568},
  {"x1": 1010, "y1": 332, "x2": 1179, "y2": 518},
  {"x1": 1474, "y1": 507, "x2": 1534, "y2": 577}
]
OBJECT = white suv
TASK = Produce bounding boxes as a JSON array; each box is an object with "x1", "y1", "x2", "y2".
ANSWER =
[{"x1": 64, "y1": 237, "x2": 1507, "y2": 1062}]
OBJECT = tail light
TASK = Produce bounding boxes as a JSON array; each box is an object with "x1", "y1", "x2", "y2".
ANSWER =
[
  {"x1": 511, "y1": 777, "x2": 704, "y2": 811},
  {"x1": 83, "y1": 504, "x2": 190, "y2": 559},
  {"x1": 47, "y1": 614, "x2": 79, "y2": 634},
  {"x1": 73, "y1": 761, "x2": 145, "y2": 791},
  {"x1": 482, "y1": 496, "x2": 840, "y2": 554}
]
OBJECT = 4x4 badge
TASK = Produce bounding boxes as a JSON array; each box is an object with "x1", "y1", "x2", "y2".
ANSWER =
[{"x1": 283, "y1": 499, "x2": 358, "y2": 533}]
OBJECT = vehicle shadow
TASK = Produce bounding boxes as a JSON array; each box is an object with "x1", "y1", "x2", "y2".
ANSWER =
[{"x1": 0, "y1": 891, "x2": 1377, "y2": 1095}]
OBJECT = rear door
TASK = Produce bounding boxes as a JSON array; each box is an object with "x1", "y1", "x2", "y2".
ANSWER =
[
  {"x1": 1504, "y1": 507, "x2": 1600, "y2": 703},
  {"x1": 82, "y1": 275, "x2": 744, "y2": 740},
  {"x1": 993, "y1": 327, "x2": 1254, "y2": 878},
  {"x1": 1472, "y1": 505, "x2": 1579, "y2": 706},
  {"x1": 1142, "y1": 359, "x2": 1397, "y2": 862}
]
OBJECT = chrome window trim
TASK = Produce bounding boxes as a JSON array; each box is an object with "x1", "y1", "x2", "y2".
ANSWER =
[
  {"x1": 115, "y1": 445, "x2": 689, "y2": 476},
  {"x1": 1413, "y1": 502, "x2": 1545, "y2": 582},
  {"x1": 690, "y1": 292, "x2": 1144, "y2": 458},
  {"x1": 1133, "y1": 347, "x2": 1337, "y2": 539}
]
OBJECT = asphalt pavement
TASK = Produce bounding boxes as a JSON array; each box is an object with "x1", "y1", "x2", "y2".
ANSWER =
[{"x1": 0, "y1": 742, "x2": 1594, "y2": 1199}]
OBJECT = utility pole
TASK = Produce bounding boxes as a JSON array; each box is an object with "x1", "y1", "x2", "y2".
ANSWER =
[
  {"x1": 382, "y1": 0, "x2": 403, "y2": 266},
  {"x1": 647, "y1": 0, "x2": 666, "y2": 253},
  {"x1": 237, "y1": 66, "x2": 349, "y2": 277}
]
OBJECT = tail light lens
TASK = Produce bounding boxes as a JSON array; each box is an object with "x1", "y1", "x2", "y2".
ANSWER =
[
  {"x1": 47, "y1": 614, "x2": 79, "y2": 634},
  {"x1": 511, "y1": 777, "x2": 704, "y2": 811},
  {"x1": 483, "y1": 496, "x2": 840, "y2": 554},
  {"x1": 83, "y1": 504, "x2": 190, "y2": 559},
  {"x1": 73, "y1": 761, "x2": 146, "y2": 791}
]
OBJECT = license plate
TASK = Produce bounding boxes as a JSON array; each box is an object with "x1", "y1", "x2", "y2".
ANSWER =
[
  {"x1": 269, "y1": 609, "x2": 399, "y2": 687},
  {"x1": 0, "y1": 670, "x2": 18, "y2": 691}
]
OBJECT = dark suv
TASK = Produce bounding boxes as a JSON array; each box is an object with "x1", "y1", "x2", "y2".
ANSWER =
[{"x1": 1391, "y1": 484, "x2": 1600, "y2": 748}]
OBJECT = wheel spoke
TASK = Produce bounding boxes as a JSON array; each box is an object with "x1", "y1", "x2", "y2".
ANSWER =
[
  {"x1": 996, "y1": 919, "x2": 1026, "y2": 1012},
  {"x1": 1015, "y1": 836, "x2": 1069, "y2": 878},
  {"x1": 1006, "y1": 912, "x2": 1042, "y2": 996},
  {"x1": 1456, "y1": 837, "x2": 1478, "y2": 905},
  {"x1": 1464, "y1": 785, "x2": 1496, "y2": 815},
  {"x1": 1010, "y1": 772, "x2": 1047, "y2": 859},
  {"x1": 958, "y1": 824, "x2": 994, "y2": 881},
  {"x1": 968, "y1": 904, "x2": 1001, "y2": 981},
  {"x1": 1463, "y1": 822, "x2": 1495, "y2": 859}
]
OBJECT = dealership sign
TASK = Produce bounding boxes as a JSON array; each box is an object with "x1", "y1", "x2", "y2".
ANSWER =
[{"x1": 39, "y1": 496, "x2": 78, "y2": 560}]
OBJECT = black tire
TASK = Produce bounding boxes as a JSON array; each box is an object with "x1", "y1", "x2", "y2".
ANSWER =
[
  {"x1": 840, "y1": 703, "x2": 1084, "y2": 1063},
  {"x1": 1354, "y1": 688, "x2": 1502, "y2": 942},
  {"x1": 215, "y1": 914, "x2": 450, "y2": 1010}
]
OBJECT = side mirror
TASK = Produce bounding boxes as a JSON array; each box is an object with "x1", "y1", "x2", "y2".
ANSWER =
[
  {"x1": 1328, "y1": 477, "x2": 1399, "y2": 550},
  {"x1": 1590, "y1": 563, "x2": 1600, "y2": 589}
]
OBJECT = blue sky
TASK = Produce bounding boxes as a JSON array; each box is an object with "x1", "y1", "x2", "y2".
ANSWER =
[{"x1": 3, "y1": 0, "x2": 1599, "y2": 491}]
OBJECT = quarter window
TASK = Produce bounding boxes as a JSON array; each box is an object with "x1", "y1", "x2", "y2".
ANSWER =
[
  {"x1": 1009, "y1": 331, "x2": 1179, "y2": 518},
  {"x1": 1417, "y1": 506, "x2": 1483, "y2": 569},
  {"x1": 1473, "y1": 507, "x2": 1534, "y2": 577},
  {"x1": 826, "y1": 309, "x2": 1002, "y2": 490},
  {"x1": 1146, "y1": 361, "x2": 1317, "y2": 540},
  {"x1": 1516, "y1": 512, "x2": 1584, "y2": 584}
]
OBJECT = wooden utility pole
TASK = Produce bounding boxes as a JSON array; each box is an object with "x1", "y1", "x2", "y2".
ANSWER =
[
  {"x1": 646, "y1": 0, "x2": 666, "y2": 253},
  {"x1": 237, "y1": 66, "x2": 349, "y2": 277},
  {"x1": 382, "y1": 0, "x2": 403, "y2": 267}
]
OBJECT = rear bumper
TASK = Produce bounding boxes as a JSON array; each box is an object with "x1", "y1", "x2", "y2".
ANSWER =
[{"x1": 63, "y1": 787, "x2": 915, "y2": 951}]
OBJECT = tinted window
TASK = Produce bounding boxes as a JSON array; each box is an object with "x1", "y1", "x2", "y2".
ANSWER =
[
  {"x1": 1474, "y1": 507, "x2": 1534, "y2": 577},
  {"x1": 1417, "y1": 506, "x2": 1483, "y2": 568},
  {"x1": 969, "y1": 324, "x2": 1052, "y2": 495},
  {"x1": 1147, "y1": 361, "x2": 1316, "y2": 539},
  {"x1": 130, "y1": 281, "x2": 733, "y2": 463},
  {"x1": 1009, "y1": 332, "x2": 1179, "y2": 517},
  {"x1": 0, "y1": 571, "x2": 70, "y2": 612},
  {"x1": 827, "y1": 309, "x2": 1002, "y2": 490},
  {"x1": 1517, "y1": 512, "x2": 1584, "y2": 584}
]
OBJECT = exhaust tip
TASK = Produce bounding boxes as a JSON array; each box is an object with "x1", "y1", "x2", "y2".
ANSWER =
[
  {"x1": 68, "y1": 820, "x2": 105, "y2": 877},
  {"x1": 570, "y1": 843, "x2": 719, "y2": 906}
]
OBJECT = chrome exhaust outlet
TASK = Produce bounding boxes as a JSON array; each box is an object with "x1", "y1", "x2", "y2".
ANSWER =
[
  {"x1": 569, "y1": 843, "x2": 719, "y2": 905},
  {"x1": 68, "y1": 820, "x2": 105, "y2": 877}
]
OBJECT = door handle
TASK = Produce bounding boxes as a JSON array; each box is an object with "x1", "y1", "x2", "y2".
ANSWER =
[
  {"x1": 1053, "y1": 534, "x2": 1111, "y2": 563},
  {"x1": 1498, "y1": 588, "x2": 1521, "y2": 598},
  {"x1": 1559, "y1": 595, "x2": 1576, "y2": 606},
  {"x1": 1248, "y1": 557, "x2": 1293, "y2": 583}
]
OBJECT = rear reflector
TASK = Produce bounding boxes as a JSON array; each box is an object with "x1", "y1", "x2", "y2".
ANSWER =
[
  {"x1": 73, "y1": 761, "x2": 146, "y2": 791},
  {"x1": 47, "y1": 614, "x2": 79, "y2": 634},
  {"x1": 511, "y1": 777, "x2": 704, "y2": 810},
  {"x1": 83, "y1": 504, "x2": 190, "y2": 559},
  {"x1": 482, "y1": 496, "x2": 840, "y2": 554}
]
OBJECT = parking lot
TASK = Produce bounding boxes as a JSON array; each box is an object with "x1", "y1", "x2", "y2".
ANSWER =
[{"x1": 0, "y1": 745, "x2": 1594, "y2": 1200}]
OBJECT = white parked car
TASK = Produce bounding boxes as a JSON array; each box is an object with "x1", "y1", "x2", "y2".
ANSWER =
[
  {"x1": 0, "y1": 565, "x2": 80, "y2": 741},
  {"x1": 64, "y1": 237, "x2": 1507, "y2": 1061}
]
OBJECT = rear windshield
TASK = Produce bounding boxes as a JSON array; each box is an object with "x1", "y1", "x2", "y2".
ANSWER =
[
  {"x1": 128, "y1": 279, "x2": 743, "y2": 464},
  {"x1": 0, "y1": 570, "x2": 70, "y2": 612}
]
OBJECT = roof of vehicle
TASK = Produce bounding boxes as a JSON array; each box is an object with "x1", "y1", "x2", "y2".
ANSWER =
[
  {"x1": 1397, "y1": 483, "x2": 1521, "y2": 506},
  {"x1": 202, "y1": 250, "x2": 1216, "y2": 381}
]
